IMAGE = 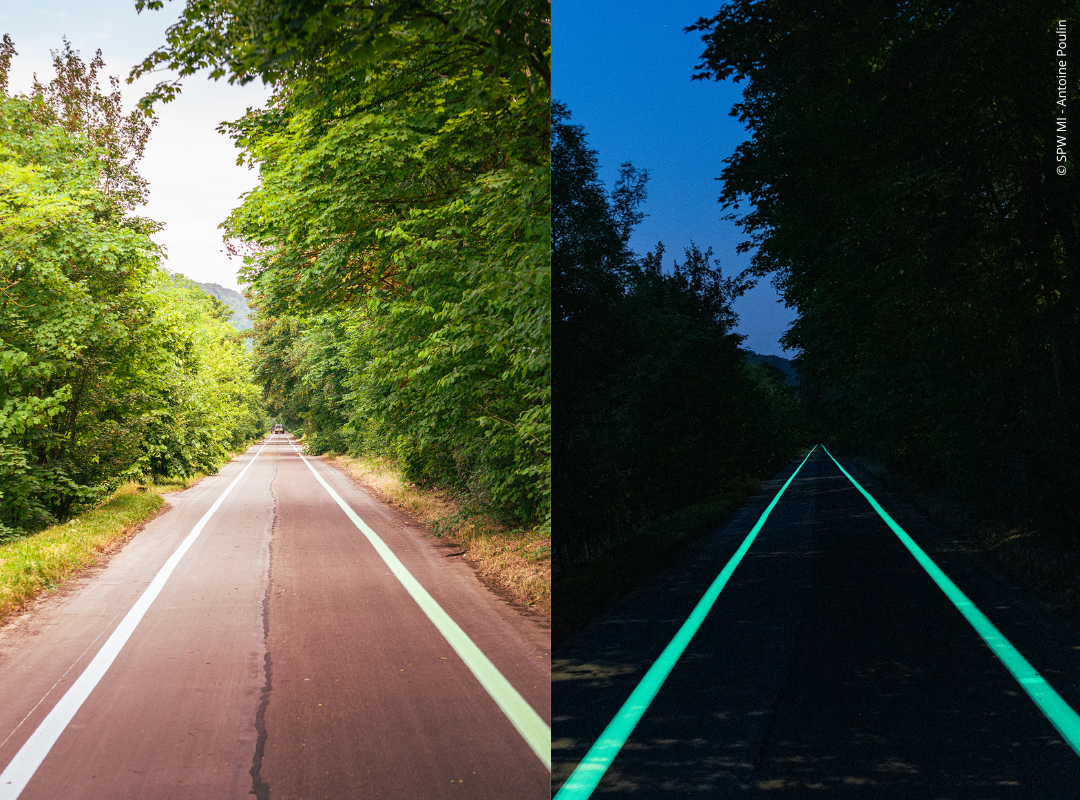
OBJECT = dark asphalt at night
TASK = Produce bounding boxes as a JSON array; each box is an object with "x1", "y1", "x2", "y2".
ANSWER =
[
  {"x1": 552, "y1": 449, "x2": 1080, "y2": 797},
  {"x1": 0, "y1": 435, "x2": 550, "y2": 799}
]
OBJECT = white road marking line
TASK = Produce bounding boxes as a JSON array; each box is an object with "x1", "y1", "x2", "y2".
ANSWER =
[
  {"x1": 0, "y1": 440, "x2": 269, "y2": 799},
  {"x1": 0, "y1": 610, "x2": 122, "y2": 753},
  {"x1": 297, "y1": 453, "x2": 552, "y2": 770}
]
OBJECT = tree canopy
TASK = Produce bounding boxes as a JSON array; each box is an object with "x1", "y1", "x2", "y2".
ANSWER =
[
  {"x1": 131, "y1": 1, "x2": 551, "y2": 527},
  {"x1": 690, "y1": 1, "x2": 1078, "y2": 514},
  {"x1": 1, "y1": 37, "x2": 264, "y2": 539},
  {"x1": 552, "y1": 102, "x2": 805, "y2": 564}
]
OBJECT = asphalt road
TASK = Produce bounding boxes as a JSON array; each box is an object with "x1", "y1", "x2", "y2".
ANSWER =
[
  {"x1": 0, "y1": 435, "x2": 550, "y2": 799},
  {"x1": 552, "y1": 448, "x2": 1080, "y2": 798}
]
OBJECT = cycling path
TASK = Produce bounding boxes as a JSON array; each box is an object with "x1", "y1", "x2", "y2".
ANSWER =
[
  {"x1": 0, "y1": 435, "x2": 550, "y2": 799},
  {"x1": 552, "y1": 447, "x2": 1080, "y2": 797}
]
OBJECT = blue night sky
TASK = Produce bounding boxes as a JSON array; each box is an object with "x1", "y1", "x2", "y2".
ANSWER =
[{"x1": 553, "y1": 1, "x2": 798, "y2": 357}]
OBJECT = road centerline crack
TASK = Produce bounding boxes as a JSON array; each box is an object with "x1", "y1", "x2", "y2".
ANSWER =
[{"x1": 0, "y1": 440, "x2": 271, "y2": 800}]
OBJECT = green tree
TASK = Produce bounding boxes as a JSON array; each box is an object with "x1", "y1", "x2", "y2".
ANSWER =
[
  {"x1": 1, "y1": 37, "x2": 263, "y2": 537},
  {"x1": 133, "y1": 0, "x2": 551, "y2": 525},
  {"x1": 1, "y1": 37, "x2": 160, "y2": 533}
]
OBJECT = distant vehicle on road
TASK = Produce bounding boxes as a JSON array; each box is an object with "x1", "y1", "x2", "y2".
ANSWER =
[{"x1": 273, "y1": 424, "x2": 284, "y2": 434}]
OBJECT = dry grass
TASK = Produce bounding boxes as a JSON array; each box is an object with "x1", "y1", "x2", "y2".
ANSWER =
[
  {"x1": 328, "y1": 454, "x2": 550, "y2": 617},
  {"x1": 913, "y1": 498, "x2": 1080, "y2": 617}
]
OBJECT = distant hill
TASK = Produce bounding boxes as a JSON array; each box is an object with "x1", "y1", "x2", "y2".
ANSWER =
[
  {"x1": 193, "y1": 282, "x2": 253, "y2": 332},
  {"x1": 746, "y1": 351, "x2": 799, "y2": 386}
]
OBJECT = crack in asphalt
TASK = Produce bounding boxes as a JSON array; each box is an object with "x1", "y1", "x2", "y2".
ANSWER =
[{"x1": 250, "y1": 452, "x2": 279, "y2": 800}]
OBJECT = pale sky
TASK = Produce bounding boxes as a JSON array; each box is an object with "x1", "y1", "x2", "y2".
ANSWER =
[{"x1": 0, "y1": 0, "x2": 269, "y2": 291}]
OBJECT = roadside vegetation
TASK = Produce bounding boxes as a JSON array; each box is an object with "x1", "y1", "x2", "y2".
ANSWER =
[
  {"x1": 0, "y1": 40, "x2": 264, "y2": 543},
  {"x1": 329, "y1": 455, "x2": 549, "y2": 616},
  {"x1": 552, "y1": 103, "x2": 809, "y2": 640},
  {"x1": 129, "y1": 2, "x2": 551, "y2": 589},
  {"x1": 0, "y1": 475, "x2": 196, "y2": 625},
  {"x1": 845, "y1": 455, "x2": 1080, "y2": 625},
  {"x1": 554, "y1": 479, "x2": 760, "y2": 641}
]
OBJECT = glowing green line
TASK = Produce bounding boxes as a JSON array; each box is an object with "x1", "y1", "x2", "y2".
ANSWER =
[
  {"x1": 554, "y1": 446, "x2": 818, "y2": 800},
  {"x1": 822, "y1": 445, "x2": 1080, "y2": 758}
]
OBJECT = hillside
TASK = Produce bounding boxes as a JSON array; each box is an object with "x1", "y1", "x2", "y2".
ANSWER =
[
  {"x1": 746, "y1": 351, "x2": 799, "y2": 386},
  {"x1": 193, "y1": 282, "x2": 253, "y2": 331}
]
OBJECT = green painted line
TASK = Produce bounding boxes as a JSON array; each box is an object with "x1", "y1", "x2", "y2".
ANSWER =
[
  {"x1": 297, "y1": 454, "x2": 551, "y2": 770},
  {"x1": 822, "y1": 445, "x2": 1080, "y2": 758},
  {"x1": 554, "y1": 446, "x2": 818, "y2": 800}
]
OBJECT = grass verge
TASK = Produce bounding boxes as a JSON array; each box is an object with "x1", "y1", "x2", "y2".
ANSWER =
[
  {"x1": 553, "y1": 476, "x2": 759, "y2": 644},
  {"x1": 0, "y1": 475, "x2": 201, "y2": 627},
  {"x1": 327, "y1": 454, "x2": 551, "y2": 618}
]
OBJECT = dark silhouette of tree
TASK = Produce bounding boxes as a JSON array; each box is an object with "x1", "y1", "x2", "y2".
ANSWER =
[
  {"x1": 690, "y1": 1, "x2": 1079, "y2": 516},
  {"x1": 553, "y1": 102, "x2": 804, "y2": 564}
]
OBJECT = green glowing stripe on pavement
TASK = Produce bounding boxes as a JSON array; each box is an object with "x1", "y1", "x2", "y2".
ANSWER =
[
  {"x1": 554, "y1": 446, "x2": 818, "y2": 800},
  {"x1": 822, "y1": 445, "x2": 1080, "y2": 758},
  {"x1": 297, "y1": 455, "x2": 551, "y2": 770}
]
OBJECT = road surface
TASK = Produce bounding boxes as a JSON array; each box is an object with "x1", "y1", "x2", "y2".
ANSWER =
[
  {"x1": 552, "y1": 448, "x2": 1080, "y2": 797},
  {"x1": 0, "y1": 434, "x2": 550, "y2": 799}
]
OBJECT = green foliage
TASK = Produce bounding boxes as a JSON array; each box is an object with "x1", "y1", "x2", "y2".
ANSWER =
[
  {"x1": 552, "y1": 104, "x2": 807, "y2": 565},
  {"x1": 135, "y1": 1, "x2": 551, "y2": 526},
  {"x1": 130, "y1": 0, "x2": 549, "y2": 110},
  {"x1": 138, "y1": 279, "x2": 265, "y2": 477},
  {"x1": 0, "y1": 37, "x2": 263, "y2": 538},
  {"x1": 0, "y1": 482, "x2": 166, "y2": 621},
  {"x1": 691, "y1": 2, "x2": 1079, "y2": 516}
]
